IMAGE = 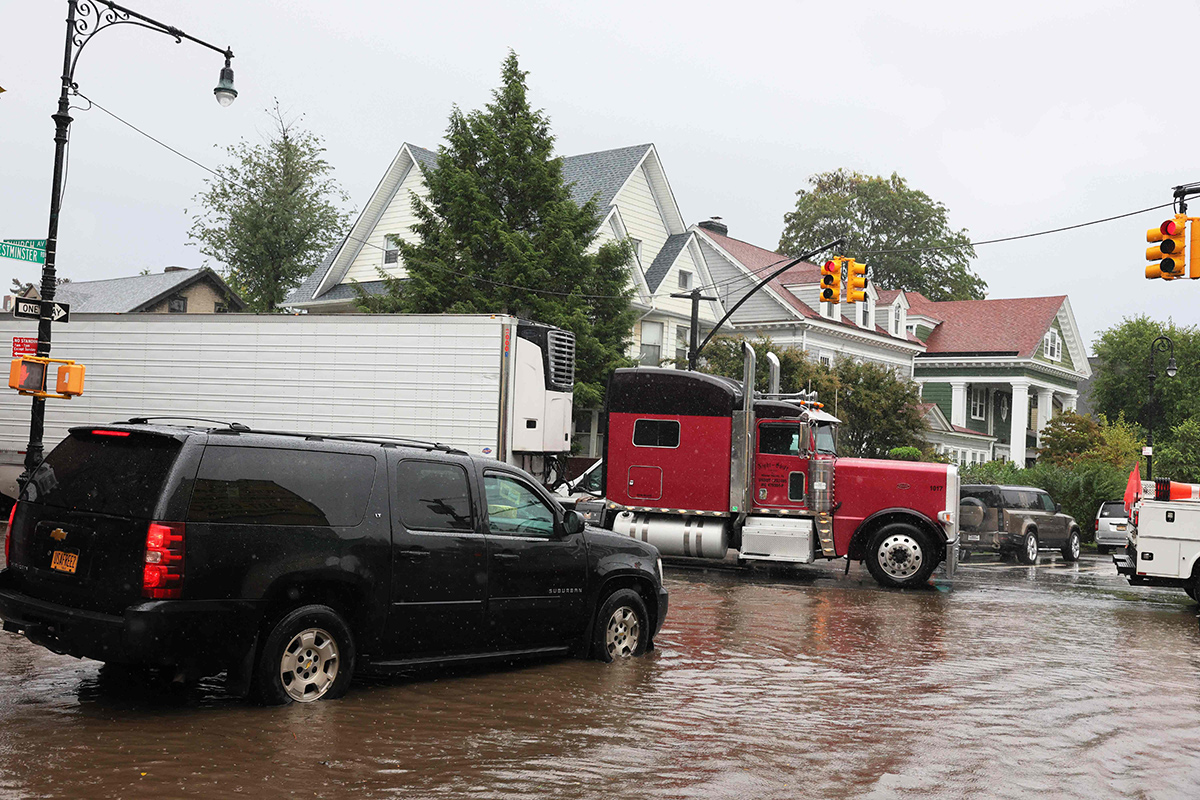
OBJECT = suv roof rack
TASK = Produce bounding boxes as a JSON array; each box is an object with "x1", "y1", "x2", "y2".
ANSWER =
[
  {"x1": 208, "y1": 426, "x2": 468, "y2": 456},
  {"x1": 124, "y1": 416, "x2": 250, "y2": 431}
]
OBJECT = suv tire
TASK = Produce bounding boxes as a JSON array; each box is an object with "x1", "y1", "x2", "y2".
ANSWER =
[
  {"x1": 591, "y1": 589, "x2": 649, "y2": 662},
  {"x1": 1017, "y1": 531, "x2": 1039, "y2": 565},
  {"x1": 1061, "y1": 529, "x2": 1081, "y2": 562},
  {"x1": 253, "y1": 604, "x2": 356, "y2": 705},
  {"x1": 863, "y1": 523, "x2": 937, "y2": 588}
]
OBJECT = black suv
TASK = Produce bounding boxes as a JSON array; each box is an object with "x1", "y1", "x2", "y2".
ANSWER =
[{"x1": 0, "y1": 423, "x2": 667, "y2": 704}]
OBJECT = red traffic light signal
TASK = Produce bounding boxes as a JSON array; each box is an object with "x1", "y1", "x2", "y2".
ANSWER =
[
  {"x1": 820, "y1": 259, "x2": 842, "y2": 303},
  {"x1": 1147, "y1": 216, "x2": 1187, "y2": 279}
]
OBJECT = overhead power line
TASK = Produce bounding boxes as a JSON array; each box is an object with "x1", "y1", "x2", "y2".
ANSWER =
[{"x1": 79, "y1": 90, "x2": 1178, "y2": 304}]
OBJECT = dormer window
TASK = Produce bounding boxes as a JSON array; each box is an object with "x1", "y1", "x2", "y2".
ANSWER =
[
  {"x1": 893, "y1": 304, "x2": 903, "y2": 335},
  {"x1": 1043, "y1": 329, "x2": 1062, "y2": 361},
  {"x1": 678, "y1": 270, "x2": 693, "y2": 291}
]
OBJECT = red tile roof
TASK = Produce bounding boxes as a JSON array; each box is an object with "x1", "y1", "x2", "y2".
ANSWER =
[{"x1": 907, "y1": 294, "x2": 1065, "y2": 358}]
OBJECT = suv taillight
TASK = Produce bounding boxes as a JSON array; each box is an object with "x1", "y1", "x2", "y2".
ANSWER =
[
  {"x1": 1094, "y1": 519, "x2": 1099, "y2": 532},
  {"x1": 142, "y1": 521, "x2": 185, "y2": 599},
  {"x1": 4, "y1": 502, "x2": 15, "y2": 567}
]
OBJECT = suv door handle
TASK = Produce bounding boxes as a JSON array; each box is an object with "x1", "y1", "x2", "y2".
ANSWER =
[
  {"x1": 397, "y1": 550, "x2": 431, "y2": 559},
  {"x1": 493, "y1": 552, "x2": 519, "y2": 561}
]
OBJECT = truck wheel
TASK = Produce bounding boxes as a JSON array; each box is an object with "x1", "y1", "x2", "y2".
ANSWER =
[
  {"x1": 591, "y1": 589, "x2": 649, "y2": 662},
  {"x1": 1061, "y1": 529, "x2": 1081, "y2": 562},
  {"x1": 1017, "y1": 531, "x2": 1039, "y2": 565},
  {"x1": 252, "y1": 605, "x2": 355, "y2": 705},
  {"x1": 1185, "y1": 582, "x2": 1197, "y2": 602},
  {"x1": 863, "y1": 523, "x2": 937, "y2": 589}
]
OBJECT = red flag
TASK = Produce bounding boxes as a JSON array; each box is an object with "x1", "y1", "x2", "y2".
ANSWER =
[{"x1": 1124, "y1": 463, "x2": 1142, "y2": 516}]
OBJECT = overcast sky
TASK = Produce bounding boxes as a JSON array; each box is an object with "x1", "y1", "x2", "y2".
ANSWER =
[{"x1": 3, "y1": 0, "x2": 1197, "y2": 350}]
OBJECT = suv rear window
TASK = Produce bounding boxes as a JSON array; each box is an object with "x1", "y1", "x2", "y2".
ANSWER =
[
  {"x1": 962, "y1": 487, "x2": 1001, "y2": 507},
  {"x1": 1100, "y1": 501, "x2": 1126, "y2": 518},
  {"x1": 188, "y1": 447, "x2": 376, "y2": 527},
  {"x1": 26, "y1": 432, "x2": 181, "y2": 518}
]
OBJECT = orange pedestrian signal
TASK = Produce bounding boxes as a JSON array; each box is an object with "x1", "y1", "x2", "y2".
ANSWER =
[
  {"x1": 8, "y1": 356, "x2": 85, "y2": 399},
  {"x1": 9, "y1": 358, "x2": 47, "y2": 393}
]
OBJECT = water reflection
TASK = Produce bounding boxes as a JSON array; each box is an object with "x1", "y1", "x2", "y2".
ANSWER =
[{"x1": 0, "y1": 559, "x2": 1198, "y2": 798}]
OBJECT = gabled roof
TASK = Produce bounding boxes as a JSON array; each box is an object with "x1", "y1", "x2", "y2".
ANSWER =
[
  {"x1": 562, "y1": 144, "x2": 654, "y2": 212},
  {"x1": 908, "y1": 295, "x2": 1066, "y2": 357},
  {"x1": 916, "y1": 402, "x2": 996, "y2": 439},
  {"x1": 53, "y1": 267, "x2": 244, "y2": 313},
  {"x1": 644, "y1": 232, "x2": 693, "y2": 293}
]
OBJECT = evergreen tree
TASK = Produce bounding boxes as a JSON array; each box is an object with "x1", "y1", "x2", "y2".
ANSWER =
[
  {"x1": 189, "y1": 102, "x2": 350, "y2": 312},
  {"x1": 355, "y1": 52, "x2": 635, "y2": 407}
]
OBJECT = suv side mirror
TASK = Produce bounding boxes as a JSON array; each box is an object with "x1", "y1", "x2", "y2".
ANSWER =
[
  {"x1": 1055, "y1": 501, "x2": 1062, "y2": 514},
  {"x1": 563, "y1": 510, "x2": 585, "y2": 536}
]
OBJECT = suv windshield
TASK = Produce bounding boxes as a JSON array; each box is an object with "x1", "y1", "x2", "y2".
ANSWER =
[{"x1": 26, "y1": 431, "x2": 181, "y2": 518}]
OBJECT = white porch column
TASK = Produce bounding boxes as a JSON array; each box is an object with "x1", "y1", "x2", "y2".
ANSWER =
[
  {"x1": 1036, "y1": 387, "x2": 1055, "y2": 447},
  {"x1": 1010, "y1": 381, "x2": 1030, "y2": 466},
  {"x1": 950, "y1": 380, "x2": 968, "y2": 428},
  {"x1": 1062, "y1": 392, "x2": 1078, "y2": 413}
]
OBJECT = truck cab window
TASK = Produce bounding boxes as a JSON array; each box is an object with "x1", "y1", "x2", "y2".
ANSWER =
[
  {"x1": 633, "y1": 419, "x2": 680, "y2": 448},
  {"x1": 759, "y1": 424, "x2": 802, "y2": 456},
  {"x1": 485, "y1": 473, "x2": 555, "y2": 538},
  {"x1": 813, "y1": 423, "x2": 837, "y2": 456}
]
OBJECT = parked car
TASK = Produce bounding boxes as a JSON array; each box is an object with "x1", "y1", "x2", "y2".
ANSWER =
[
  {"x1": 958, "y1": 484, "x2": 1082, "y2": 564},
  {"x1": 0, "y1": 423, "x2": 668, "y2": 704},
  {"x1": 1094, "y1": 499, "x2": 1130, "y2": 554}
]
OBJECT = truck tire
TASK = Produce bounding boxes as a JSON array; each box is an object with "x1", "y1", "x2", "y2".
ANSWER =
[
  {"x1": 1184, "y1": 581, "x2": 1197, "y2": 602},
  {"x1": 591, "y1": 588, "x2": 649, "y2": 662},
  {"x1": 1061, "y1": 529, "x2": 1081, "y2": 562},
  {"x1": 252, "y1": 604, "x2": 356, "y2": 705},
  {"x1": 863, "y1": 523, "x2": 937, "y2": 589},
  {"x1": 1017, "y1": 531, "x2": 1039, "y2": 565}
]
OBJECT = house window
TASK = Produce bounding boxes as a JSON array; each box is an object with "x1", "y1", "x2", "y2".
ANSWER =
[
  {"x1": 675, "y1": 325, "x2": 690, "y2": 363},
  {"x1": 859, "y1": 302, "x2": 870, "y2": 328},
  {"x1": 167, "y1": 295, "x2": 187, "y2": 313},
  {"x1": 893, "y1": 305, "x2": 903, "y2": 335},
  {"x1": 970, "y1": 387, "x2": 986, "y2": 420},
  {"x1": 678, "y1": 270, "x2": 693, "y2": 291},
  {"x1": 1043, "y1": 329, "x2": 1062, "y2": 361},
  {"x1": 639, "y1": 321, "x2": 663, "y2": 365},
  {"x1": 818, "y1": 352, "x2": 833, "y2": 368},
  {"x1": 384, "y1": 248, "x2": 399, "y2": 265},
  {"x1": 821, "y1": 301, "x2": 836, "y2": 320},
  {"x1": 631, "y1": 238, "x2": 643, "y2": 263},
  {"x1": 214, "y1": 302, "x2": 229, "y2": 314}
]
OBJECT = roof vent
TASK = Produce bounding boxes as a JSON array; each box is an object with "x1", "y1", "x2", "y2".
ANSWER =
[
  {"x1": 697, "y1": 217, "x2": 728, "y2": 237},
  {"x1": 163, "y1": 266, "x2": 187, "y2": 273}
]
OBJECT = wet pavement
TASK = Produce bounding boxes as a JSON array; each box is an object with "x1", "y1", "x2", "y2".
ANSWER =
[{"x1": 1, "y1": 550, "x2": 1199, "y2": 798}]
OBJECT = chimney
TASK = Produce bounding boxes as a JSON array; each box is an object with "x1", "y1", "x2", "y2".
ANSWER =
[
  {"x1": 697, "y1": 216, "x2": 728, "y2": 237},
  {"x1": 164, "y1": 266, "x2": 187, "y2": 273}
]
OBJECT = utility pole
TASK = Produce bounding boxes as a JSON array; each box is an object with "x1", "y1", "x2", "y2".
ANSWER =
[{"x1": 670, "y1": 288, "x2": 718, "y2": 371}]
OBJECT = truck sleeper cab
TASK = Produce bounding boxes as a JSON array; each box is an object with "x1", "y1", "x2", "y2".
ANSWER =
[
  {"x1": 599, "y1": 343, "x2": 959, "y2": 589},
  {"x1": 0, "y1": 423, "x2": 668, "y2": 704}
]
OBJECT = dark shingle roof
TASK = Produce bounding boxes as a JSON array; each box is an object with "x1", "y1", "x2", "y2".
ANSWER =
[
  {"x1": 408, "y1": 145, "x2": 438, "y2": 174},
  {"x1": 284, "y1": 238, "x2": 345, "y2": 305},
  {"x1": 561, "y1": 144, "x2": 652, "y2": 211},
  {"x1": 54, "y1": 267, "x2": 243, "y2": 312},
  {"x1": 644, "y1": 233, "x2": 692, "y2": 293}
]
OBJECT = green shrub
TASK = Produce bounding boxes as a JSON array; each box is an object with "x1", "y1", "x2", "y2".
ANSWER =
[{"x1": 888, "y1": 446, "x2": 923, "y2": 461}]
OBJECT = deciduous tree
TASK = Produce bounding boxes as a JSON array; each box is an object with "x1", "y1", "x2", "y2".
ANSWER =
[
  {"x1": 778, "y1": 169, "x2": 985, "y2": 301},
  {"x1": 189, "y1": 102, "x2": 350, "y2": 312}
]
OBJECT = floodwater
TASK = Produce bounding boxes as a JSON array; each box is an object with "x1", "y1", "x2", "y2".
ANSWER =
[{"x1": 1, "y1": 552, "x2": 1199, "y2": 798}]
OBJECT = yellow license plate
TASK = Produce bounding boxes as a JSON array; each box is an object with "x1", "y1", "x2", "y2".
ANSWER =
[
  {"x1": 50, "y1": 550, "x2": 78, "y2": 574},
  {"x1": 1116, "y1": 524, "x2": 1127, "y2": 530}
]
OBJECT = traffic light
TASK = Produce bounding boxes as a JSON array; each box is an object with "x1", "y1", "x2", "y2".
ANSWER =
[
  {"x1": 1146, "y1": 216, "x2": 1187, "y2": 280},
  {"x1": 9, "y1": 358, "x2": 47, "y2": 393},
  {"x1": 845, "y1": 259, "x2": 868, "y2": 303},
  {"x1": 820, "y1": 259, "x2": 841, "y2": 303},
  {"x1": 1191, "y1": 214, "x2": 1200, "y2": 279}
]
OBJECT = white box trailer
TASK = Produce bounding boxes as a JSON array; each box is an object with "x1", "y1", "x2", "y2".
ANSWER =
[{"x1": 0, "y1": 313, "x2": 576, "y2": 500}]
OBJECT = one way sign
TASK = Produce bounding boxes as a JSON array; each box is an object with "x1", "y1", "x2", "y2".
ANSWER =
[{"x1": 11, "y1": 298, "x2": 70, "y2": 323}]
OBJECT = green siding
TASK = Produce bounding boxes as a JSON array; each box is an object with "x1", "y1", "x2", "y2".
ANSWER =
[
  {"x1": 922, "y1": 382, "x2": 952, "y2": 421},
  {"x1": 915, "y1": 324, "x2": 934, "y2": 342},
  {"x1": 1032, "y1": 318, "x2": 1075, "y2": 371}
]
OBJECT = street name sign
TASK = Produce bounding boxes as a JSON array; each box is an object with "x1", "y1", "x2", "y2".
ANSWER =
[
  {"x1": 3, "y1": 239, "x2": 46, "y2": 249},
  {"x1": 12, "y1": 337, "x2": 37, "y2": 357},
  {"x1": 12, "y1": 298, "x2": 70, "y2": 323},
  {"x1": 0, "y1": 241, "x2": 45, "y2": 265}
]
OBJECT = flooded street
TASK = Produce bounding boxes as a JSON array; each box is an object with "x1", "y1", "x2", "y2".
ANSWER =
[{"x1": 2, "y1": 553, "x2": 1200, "y2": 798}]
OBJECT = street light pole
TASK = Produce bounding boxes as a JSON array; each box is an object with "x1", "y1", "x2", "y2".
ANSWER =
[
  {"x1": 1144, "y1": 334, "x2": 1178, "y2": 481},
  {"x1": 20, "y1": 1, "x2": 235, "y2": 485}
]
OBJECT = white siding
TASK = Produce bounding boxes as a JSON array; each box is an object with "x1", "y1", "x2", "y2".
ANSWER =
[
  {"x1": 342, "y1": 163, "x2": 429, "y2": 285},
  {"x1": 654, "y1": 247, "x2": 718, "y2": 323},
  {"x1": 696, "y1": 239, "x2": 791, "y2": 324},
  {"x1": 613, "y1": 166, "x2": 670, "y2": 265}
]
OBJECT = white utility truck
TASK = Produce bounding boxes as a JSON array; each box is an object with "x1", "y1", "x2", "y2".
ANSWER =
[
  {"x1": 1114, "y1": 478, "x2": 1200, "y2": 600},
  {"x1": 1, "y1": 313, "x2": 575, "y2": 502}
]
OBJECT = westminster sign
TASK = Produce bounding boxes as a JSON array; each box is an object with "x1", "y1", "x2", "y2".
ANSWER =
[{"x1": 0, "y1": 239, "x2": 46, "y2": 265}]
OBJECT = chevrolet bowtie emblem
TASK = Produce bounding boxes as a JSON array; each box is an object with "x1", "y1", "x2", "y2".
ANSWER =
[{"x1": 50, "y1": 528, "x2": 68, "y2": 542}]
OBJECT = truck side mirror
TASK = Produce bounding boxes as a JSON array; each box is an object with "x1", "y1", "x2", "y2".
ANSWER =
[{"x1": 563, "y1": 510, "x2": 585, "y2": 536}]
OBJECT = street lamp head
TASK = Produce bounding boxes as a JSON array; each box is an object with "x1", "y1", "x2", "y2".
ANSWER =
[
  {"x1": 1167, "y1": 357, "x2": 1178, "y2": 378},
  {"x1": 213, "y1": 59, "x2": 237, "y2": 107}
]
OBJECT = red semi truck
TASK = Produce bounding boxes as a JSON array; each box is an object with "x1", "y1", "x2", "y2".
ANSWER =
[{"x1": 583, "y1": 344, "x2": 960, "y2": 589}]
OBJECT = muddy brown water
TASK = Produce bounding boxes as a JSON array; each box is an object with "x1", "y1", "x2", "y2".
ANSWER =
[{"x1": 1, "y1": 554, "x2": 1199, "y2": 798}]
